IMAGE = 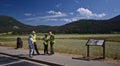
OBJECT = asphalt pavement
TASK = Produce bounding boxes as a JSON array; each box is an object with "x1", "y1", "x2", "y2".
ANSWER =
[
  {"x1": 0, "y1": 54, "x2": 48, "y2": 66},
  {"x1": 0, "y1": 47, "x2": 119, "y2": 66}
]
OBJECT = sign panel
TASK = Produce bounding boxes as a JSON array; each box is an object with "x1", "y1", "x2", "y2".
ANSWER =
[{"x1": 86, "y1": 39, "x2": 105, "y2": 46}]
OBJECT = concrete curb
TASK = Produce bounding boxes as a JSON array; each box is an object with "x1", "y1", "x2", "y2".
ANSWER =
[{"x1": 0, "y1": 52, "x2": 63, "y2": 66}]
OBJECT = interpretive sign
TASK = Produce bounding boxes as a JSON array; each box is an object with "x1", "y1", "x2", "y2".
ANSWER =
[
  {"x1": 86, "y1": 39, "x2": 105, "y2": 46},
  {"x1": 86, "y1": 39, "x2": 105, "y2": 59}
]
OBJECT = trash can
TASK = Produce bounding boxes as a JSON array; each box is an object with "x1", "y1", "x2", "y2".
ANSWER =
[{"x1": 16, "y1": 37, "x2": 23, "y2": 49}]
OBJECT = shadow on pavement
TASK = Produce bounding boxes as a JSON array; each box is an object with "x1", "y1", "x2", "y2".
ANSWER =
[
  {"x1": 72, "y1": 57, "x2": 104, "y2": 61},
  {"x1": 72, "y1": 57, "x2": 90, "y2": 61},
  {"x1": 17, "y1": 54, "x2": 29, "y2": 57},
  {"x1": 0, "y1": 52, "x2": 63, "y2": 66}
]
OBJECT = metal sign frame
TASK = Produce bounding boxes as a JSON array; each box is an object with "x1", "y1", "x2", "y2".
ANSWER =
[{"x1": 86, "y1": 39, "x2": 106, "y2": 59}]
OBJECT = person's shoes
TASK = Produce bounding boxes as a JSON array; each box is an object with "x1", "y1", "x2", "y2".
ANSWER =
[
  {"x1": 50, "y1": 53, "x2": 54, "y2": 55},
  {"x1": 44, "y1": 53, "x2": 47, "y2": 55},
  {"x1": 37, "y1": 53, "x2": 40, "y2": 55},
  {"x1": 47, "y1": 53, "x2": 49, "y2": 55},
  {"x1": 44, "y1": 52, "x2": 49, "y2": 55},
  {"x1": 44, "y1": 53, "x2": 45, "y2": 55},
  {"x1": 32, "y1": 54, "x2": 35, "y2": 56},
  {"x1": 29, "y1": 55, "x2": 33, "y2": 58}
]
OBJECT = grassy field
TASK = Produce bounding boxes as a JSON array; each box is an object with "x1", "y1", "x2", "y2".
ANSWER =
[{"x1": 0, "y1": 34, "x2": 120, "y2": 59}]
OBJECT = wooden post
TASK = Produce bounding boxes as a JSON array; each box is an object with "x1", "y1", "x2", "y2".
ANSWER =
[
  {"x1": 103, "y1": 41, "x2": 105, "y2": 59},
  {"x1": 87, "y1": 45, "x2": 90, "y2": 57}
]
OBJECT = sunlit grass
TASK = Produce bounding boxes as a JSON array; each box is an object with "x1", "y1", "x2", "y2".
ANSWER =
[{"x1": 0, "y1": 34, "x2": 120, "y2": 59}]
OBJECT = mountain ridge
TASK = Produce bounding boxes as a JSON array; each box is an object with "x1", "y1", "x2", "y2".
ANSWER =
[{"x1": 0, "y1": 15, "x2": 120, "y2": 34}]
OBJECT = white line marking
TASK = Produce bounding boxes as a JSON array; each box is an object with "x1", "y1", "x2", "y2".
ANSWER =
[{"x1": 0, "y1": 60, "x2": 23, "y2": 66}]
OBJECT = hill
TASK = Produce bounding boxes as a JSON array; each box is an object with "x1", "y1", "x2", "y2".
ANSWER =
[
  {"x1": 59, "y1": 15, "x2": 120, "y2": 34},
  {"x1": 0, "y1": 15, "x2": 120, "y2": 34},
  {"x1": 0, "y1": 15, "x2": 33, "y2": 33},
  {"x1": 0, "y1": 15, "x2": 55, "y2": 34}
]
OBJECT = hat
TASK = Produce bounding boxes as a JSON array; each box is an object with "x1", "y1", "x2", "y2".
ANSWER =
[
  {"x1": 49, "y1": 31, "x2": 52, "y2": 34},
  {"x1": 32, "y1": 31, "x2": 36, "y2": 34}
]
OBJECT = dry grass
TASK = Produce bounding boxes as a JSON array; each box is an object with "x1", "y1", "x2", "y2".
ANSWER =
[{"x1": 0, "y1": 34, "x2": 120, "y2": 59}]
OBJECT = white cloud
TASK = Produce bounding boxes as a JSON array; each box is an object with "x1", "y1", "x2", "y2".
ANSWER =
[
  {"x1": 48, "y1": 10, "x2": 66, "y2": 15},
  {"x1": 71, "y1": 17, "x2": 79, "y2": 21},
  {"x1": 23, "y1": 16, "x2": 78, "y2": 24},
  {"x1": 46, "y1": 10, "x2": 67, "y2": 18},
  {"x1": 61, "y1": 17, "x2": 79, "y2": 22},
  {"x1": 23, "y1": 10, "x2": 67, "y2": 22},
  {"x1": 42, "y1": 18, "x2": 58, "y2": 22},
  {"x1": 41, "y1": 14, "x2": 65, "y2": 19},
  {"x1": 24, "y1": 13, "x2": 33, "y2": 16},
  {"x1": 77, "y1": 7, "x2": 106, "y2": 18},
  {"x1": 94, "y1": 13, "x2": 106, "y2": 18},
  {"x1": 22, "y1": 8, "x2": 106, "y2": 26},
  {"x1": 24, "y1": 16, "x2": 41, "y2": 21}
]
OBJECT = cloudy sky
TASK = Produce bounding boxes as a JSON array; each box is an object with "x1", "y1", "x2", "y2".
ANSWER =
[{"x1": 0, "y1": 0, "x2": 120, "y2": 26}]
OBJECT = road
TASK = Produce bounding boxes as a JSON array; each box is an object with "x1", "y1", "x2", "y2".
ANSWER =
[
  {"x1": 0, "y1": 54, "x2": 47, "y2": 66},
  {"x1": 0, "y1": 47, "x2": 119, "y2": 66}
]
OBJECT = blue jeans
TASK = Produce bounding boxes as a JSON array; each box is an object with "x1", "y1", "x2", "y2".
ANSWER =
[
  {"x1": 29, "y1": 44, "x2": 33, "y2": 55},
  {"x1": 28, "y1": 41, "x2": 33, "y2": 57}
]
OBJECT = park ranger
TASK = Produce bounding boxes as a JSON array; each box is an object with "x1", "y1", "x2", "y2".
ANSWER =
[
  {"x1": 43, "y1": 34, "x2": 49, "y2": 55},
  {"x1": 49, "y1": 31, "x2": 55, "y2": 55},
  {"x1": 31, "y1": 31, "x2": 40, "y2": 55}
]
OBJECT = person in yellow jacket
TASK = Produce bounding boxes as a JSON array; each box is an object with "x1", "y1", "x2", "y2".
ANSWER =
[
  {"x1": 49, "y1": 31, "x2": 55, "y2": 55},
  {"x1": 31, "y1": 31, "x2": 40, "y2": 55},
  {"x1": 42, "y1": 34, "x2": 49, "y2": 55}
]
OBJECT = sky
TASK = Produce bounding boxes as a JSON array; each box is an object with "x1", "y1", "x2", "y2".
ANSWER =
[{"x1": 0, "y1": 0, "x2": 120, "y2": 26}]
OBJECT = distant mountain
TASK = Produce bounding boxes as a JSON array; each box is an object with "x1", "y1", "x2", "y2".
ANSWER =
[
  {"x1": 59, "y1": 15, "x2": 120, "y2": 34},
  {"x1": 0, "y1": 15, "x2": 55, "y2": 34},
  {"x1": 0, "y1": 15, "x2": 120, "y2": 34},
  {"x1": 0, "y1": 15, "x2": 32, "y2": 33},
  {"x1": 109, "y1": 15, "x2": 120, "y2": 21}
]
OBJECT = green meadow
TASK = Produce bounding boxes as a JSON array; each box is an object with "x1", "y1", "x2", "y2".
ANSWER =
[{"x1": 0, "y1": 34, "x2": 120, "y2": 59}]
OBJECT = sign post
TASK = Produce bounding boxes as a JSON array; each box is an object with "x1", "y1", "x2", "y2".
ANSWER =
[
  {"x1": 103, "y1": 41, "x2": 105, "y2": 59},
  {"x1": 86, "y1": 39, "x2": 105, "y2": 60}
]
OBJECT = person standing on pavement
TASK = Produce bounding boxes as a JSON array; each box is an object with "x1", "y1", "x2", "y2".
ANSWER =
[
  {"x1": 42, "y1": 34, "x2": 49, "y2": 55},
  {"x1": 28, "y1": 35, "x2": 34, "y2": 58},
  {"x1": 49, "y1": 31, "x2": 55, "y2": 55},
  {"x1": 31, "y1": 31, "x2": 40, "y2": 55}
]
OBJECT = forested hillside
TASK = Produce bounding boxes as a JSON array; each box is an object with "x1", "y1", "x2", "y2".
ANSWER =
[{"x1": 0, "y1": 15, "x2": 120, "y2": 34}]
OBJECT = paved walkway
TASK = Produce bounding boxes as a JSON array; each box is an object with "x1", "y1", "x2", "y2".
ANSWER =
[{"x1": 0, "y1": 47, "x2": 119, "y2": 66}]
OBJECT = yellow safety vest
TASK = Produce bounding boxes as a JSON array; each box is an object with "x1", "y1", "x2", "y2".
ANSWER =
[
  {"x1": 33, "y1": 34, "x2": 37, "y2": 42},
  {"x1": 43, "y1": 37, "x2": 49, "y2": 45},
  {"x1": 49, "y1": 34, "x2": 55, "y2": 43}
]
